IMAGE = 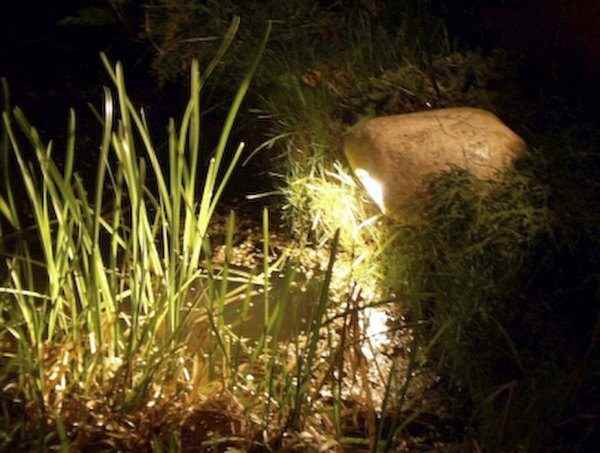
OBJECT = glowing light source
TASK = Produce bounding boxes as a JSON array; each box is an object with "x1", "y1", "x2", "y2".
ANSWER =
[
  {"x1": 362, "y1": 307, "x2": 390, "y2": 357},
  {"x1": 354, "y1": 168, "x2": 385, "y2": 214}
]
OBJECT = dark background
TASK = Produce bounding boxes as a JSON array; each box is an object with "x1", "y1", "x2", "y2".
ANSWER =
[{"x1": 2, "y1": 0, "x2": 600, "y2": 132}]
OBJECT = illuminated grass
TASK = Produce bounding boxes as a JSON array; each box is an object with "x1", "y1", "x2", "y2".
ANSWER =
[
  {"x1": 0, "y1": 19, "x2": 278, "y2": 449},
  {"x1": 0, "y1": 19, "x2": 420, "y2": 452}
]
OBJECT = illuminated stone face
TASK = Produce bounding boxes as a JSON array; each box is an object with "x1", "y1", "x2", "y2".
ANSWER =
[
  {"x1": 344, "y1": 108, "x2": 526, "y2": 218},
  {"x1": 354, "y1": 168, "x2": 385, "y2": 214}
]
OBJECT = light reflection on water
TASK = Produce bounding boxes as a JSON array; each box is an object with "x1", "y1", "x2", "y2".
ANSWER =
[{"x1": 362, "y1": 306, "x2": 390, "y2": 360}]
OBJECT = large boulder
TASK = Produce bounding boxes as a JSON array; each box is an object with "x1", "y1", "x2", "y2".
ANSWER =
[{"x1": 343, "y1": 107, "x2": 526, "y2": 218}]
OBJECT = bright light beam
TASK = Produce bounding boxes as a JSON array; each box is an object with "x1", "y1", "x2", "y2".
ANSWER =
[{"x1": 354, "y1": 168, "x2": 385, "y2": 214}]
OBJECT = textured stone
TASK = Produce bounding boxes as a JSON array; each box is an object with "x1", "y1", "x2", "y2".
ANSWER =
[{"x1": 344, "y1": 107, "x2": 526, "y2": 218}]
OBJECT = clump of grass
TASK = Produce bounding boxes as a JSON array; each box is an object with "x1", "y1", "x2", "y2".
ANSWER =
[
  {"x1": 386, "y1": 154, "x2": 600, "y2": 450},
  {"x1": 282, "y1": 159, "x2": 386, "y2": 296},
  {"x1": 393, "y1": 166, "x2": 551, "y2": 357},
  {"x1": 143, "y1": 0, "x2": 346, "y2": 87},
  {"x1": 0, "y1": 18, "x2": 274, "y2": 449},
  {"x1": 132, "y1": 2, "x2": 600, "y2": 451},
  {"x1": 0, "y1": 19, "x2": 432, "y2": 451}
]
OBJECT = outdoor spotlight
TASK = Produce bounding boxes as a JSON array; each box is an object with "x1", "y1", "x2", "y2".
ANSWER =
[{"x1": 354, "y1": 168, "x2": 385, "y2": 214}]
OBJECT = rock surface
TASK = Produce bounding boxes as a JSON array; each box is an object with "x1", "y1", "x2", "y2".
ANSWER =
[{"x1": 344, "y1": 107, "x2": 526, "y2": 218}]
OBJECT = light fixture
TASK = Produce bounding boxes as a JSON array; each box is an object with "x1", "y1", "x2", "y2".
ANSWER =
[{"x1": 354, "y1": 168, "x2": 385, "y2": 214}]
